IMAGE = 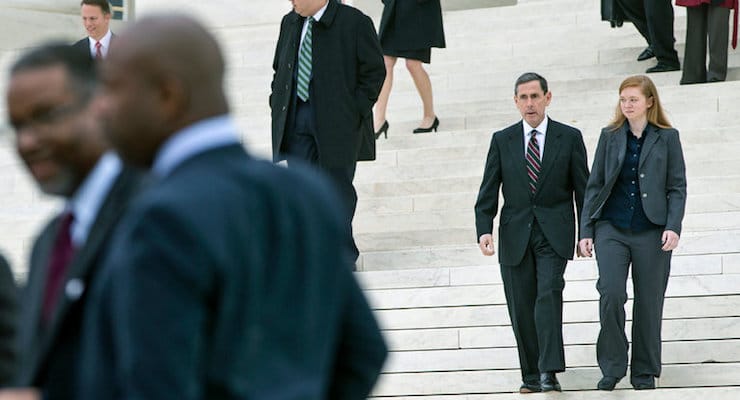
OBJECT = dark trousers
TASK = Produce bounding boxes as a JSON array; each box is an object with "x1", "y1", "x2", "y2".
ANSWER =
[
  {"x1": 617, "y1": 0, "x2": 680, "y2": 66},
  {"x1": 500, "y1": 221, "x2": 567, "y2": 383},
  {"x1": 283, "y1": 100, "x2": 360, "y2": 260},
  {"x1": 682, "y1": 5, "x2": 730, "y2": 84},
  {"x1": 593, "y1": 221, "x2": 671, "y2": 382}
]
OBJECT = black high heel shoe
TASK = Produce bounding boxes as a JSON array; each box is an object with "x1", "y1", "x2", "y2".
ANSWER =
[
  {"x1": 413, "y1": 117, "x2": 439, "y2": 134},
  {"x1": 375, "y1": 121, "x2": 389, "y2": 139}
]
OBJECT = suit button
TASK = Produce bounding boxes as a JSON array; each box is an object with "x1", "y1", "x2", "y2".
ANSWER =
[
  {"x1": 527, "y1": 223, "x2": 532, "y2": 228},
  {"x1": 285, "y1": 84, "x2": 289, "y2": 90},
  {"x1": 288, "y1": 63, "x2": 292, "y2": 69},
  {"x1": 281, "y1": 106, "x2": 287, "y2": 111},
  {"x1": 642, "y1": 193, "x2": 648, "y2": 198},
  {"x1": 640, "y1": 173, "x2": 645, "y2": 178},
  {"x1": 65, "y1": 279, "x2": 85, "y2": 300}
]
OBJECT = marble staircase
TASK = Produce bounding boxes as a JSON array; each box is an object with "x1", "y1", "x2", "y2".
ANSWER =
[{"x1": 0, "y1": 0, "x2": 738, "y2": 397}]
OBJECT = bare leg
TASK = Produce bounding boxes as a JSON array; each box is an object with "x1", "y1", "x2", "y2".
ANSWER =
[
  {"x1": 406, "y1": 58, "x2": 435, "y2": 128},
  {"x1": 374, "y1": 56, "x2": 397, "y2": 131}
]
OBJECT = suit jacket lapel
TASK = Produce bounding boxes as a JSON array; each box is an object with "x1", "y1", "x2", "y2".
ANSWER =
[
  {"x1": 535, "y1": 120, "x2": 563, "y2": 192},
  {"x1": 639, "y1": 124, "x2": 660, "y2": 170},
  {"x1": 36, "y1": 169, "x2": 141, "y2": 371},
  {"x1": 507, "y1": 122, "x2": 530, "y2": 193}
]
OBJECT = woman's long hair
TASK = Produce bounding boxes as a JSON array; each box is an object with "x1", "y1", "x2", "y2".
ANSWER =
[{"x1": 607, "y1": 75, "x2": 672, "y2": 131}]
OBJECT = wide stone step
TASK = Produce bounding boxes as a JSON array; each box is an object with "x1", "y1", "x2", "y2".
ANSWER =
[
  {"x1": 359, "y1": 230, "x2": 740, "y2": 270},
  {"x1": 383, "y1": 316, "x2": 740, "y2": 351},
  {"x1": 371, "y1": 386, "x2": 740, "y2": 400},
  {"x1": 375, "y1": 295, "x2": 740, "y2": 331},
  {"x1": 366, "y1": 274, "x2": 740, "y2": 310},
  {"x1": 384, "y1": 339, "x2": 740, "y2": 373},
  {"x1": 371, "y1": 363, "x2": 740, "y2": 396}
]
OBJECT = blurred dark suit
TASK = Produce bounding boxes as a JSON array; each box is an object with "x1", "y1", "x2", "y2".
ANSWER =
[
  {"x1": 14, "y1": 168, "x2": 141, "y2": 400},
  {"x1": 0, "y1": 254, "x2": 17, "y2": 386},
  {"x1": 78, "y1": 144, "x2": 387, "y2": 399}
]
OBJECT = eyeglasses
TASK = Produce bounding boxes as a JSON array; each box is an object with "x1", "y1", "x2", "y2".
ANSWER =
[{"x1": 12, "y1": 97, "x2": 90, "y2": 133}]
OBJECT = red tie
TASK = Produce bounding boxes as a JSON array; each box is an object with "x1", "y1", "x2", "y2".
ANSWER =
[
  {"x1": 42, "y1": 212, "x2": 76, "y2": 323},
  {"x1": 95, "y1": 41, "x2": 103, "y2": 59}
]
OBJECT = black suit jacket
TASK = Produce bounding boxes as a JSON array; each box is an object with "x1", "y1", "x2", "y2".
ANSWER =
[
  {"x1": 580, "y1": 123, "x2": 687, "y2": 239},
  {"x1": 379, "y1": 0, "x2": 446, "y2": 50},
  {"x1": 0, "y1": 253, "x2": 17, "y2": 387},
  {"x1": 271, "y1": 0, "x2": 385, "y2": 167},
  {"x1": 475, "y1": 118, "x2": 589, "y2": 265},
  {"x1": 71, "y1": 34, "x2": 114, "y2": 65},
  {"x1": 14, "y1": 168, "x2": 142, "y2": 400},
  {"x1": 78, "y1": 144, "x2": 387, "y2": 399}
]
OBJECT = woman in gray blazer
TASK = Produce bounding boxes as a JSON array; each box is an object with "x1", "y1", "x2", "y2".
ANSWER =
[{"x1": 578, "y1": 75, "x2": 687, "y2": 391}]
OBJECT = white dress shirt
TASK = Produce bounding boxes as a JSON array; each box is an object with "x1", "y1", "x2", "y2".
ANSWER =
[
  {"x1": 522, "y1": 117, "x2": 549, "y2": 158},
  {"x1": 88, "y1": 30, "x2": 112, "y2": 59},
  {"x1": 300, "y1": 1, "x2": 329, "y2": 46}
]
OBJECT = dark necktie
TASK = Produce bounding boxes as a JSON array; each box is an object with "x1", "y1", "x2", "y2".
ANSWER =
[
  {"x1": 95, "y1": 41, "x2": 103, "y2": 59},
  {"x1": 526, "y1": 130, "x2": 541, "y2": 194},
  {"x1": 42, "y1": 211, "x2": 76, "y2": 323},
  {"x1": 297, "y1": 17, "x2": 314, "y2": 102}
]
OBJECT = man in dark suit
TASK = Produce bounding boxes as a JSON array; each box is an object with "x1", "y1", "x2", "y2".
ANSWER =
[
  {"x1": 71, "y1": 0, "x2": 113, "y2": 63},
  {"x1": 2, "y1": 43, "x2": 142, "y2": 400},
  {"x1": 76, "y1": 15, "x2": 387, "y2": 399},
  {"x1": 271, "y1": 0, "x2": 386, "y2": 260},
  {"x1": 615, "y1": 0, "x2": 680, "y2": 72},
  {"x1": 474, "y1": 73, "x2": 589, "y2": 393}
]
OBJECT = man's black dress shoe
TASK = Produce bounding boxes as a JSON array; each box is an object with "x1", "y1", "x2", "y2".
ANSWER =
[
  {"x1": 646, "y1": 62, "x2": 680, "y2": 73},
  {"x1": 632, "y1": 375, "x2": 656, "y2": 390},
  {"x1": 540, "y1": 372, "x2": 561, "y2": 392},
  {"x1": 637, "y1": 47, "x2": 654, "y2": 61},
  {"x1": 597, "y1": 376, "x2": 621, "y2": 391},
  {"x1": 519, "y1": 382, "x2": 541, "y2": 393}
]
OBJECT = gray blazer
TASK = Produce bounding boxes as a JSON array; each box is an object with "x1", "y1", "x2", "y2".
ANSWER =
[{"x1": 580, "y1": 122, "x2": 687, "y2": 239}]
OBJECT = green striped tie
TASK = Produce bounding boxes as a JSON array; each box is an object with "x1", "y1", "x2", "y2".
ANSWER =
[{"x1": 297, "y1": 17, "x2": 314, "y2": 102}]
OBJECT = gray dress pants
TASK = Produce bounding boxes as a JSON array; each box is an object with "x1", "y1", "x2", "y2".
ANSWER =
[
  {"x1": 594, "y1": 221, "x2": 672, "y2": 383},
  {"x1": 681, "y1": 5, "x2": 731, "y2": 84}
]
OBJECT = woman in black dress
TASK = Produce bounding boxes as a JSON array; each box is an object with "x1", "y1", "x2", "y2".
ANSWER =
[{"x1": 374, "y1": 0, "x2": 446, "y2": 137}]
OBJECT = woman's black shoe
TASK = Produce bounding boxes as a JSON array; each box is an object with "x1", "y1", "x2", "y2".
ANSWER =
[
  {"x1": 413, "y1": 117, "x2": 439, "y2": 134},
  {"x1": 375, "y1": 120, "x2": 389, "y2": 139}
]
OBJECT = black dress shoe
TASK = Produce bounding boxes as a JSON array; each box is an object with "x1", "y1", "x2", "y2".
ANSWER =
[
  {"x1": 646, "y1": 62, "x2": 680, "y2": 73},
  {"x1": 413, "y1": 116, "x2": 439, "y2": 134},
  {"x1": 540, "y1": 372, "x2": 561, "y2": 392},
  {"x1": 632, "y1": 375, "x2": 656, "y2": 390},
  {"x1": 519, "y1": 382, "x2": 542, "y2": 393},
  {"x1": 597, "y1": 376, "x2": 621, "y2": 391},
  {"x1": 637, "y1": 47, "x2": 654, "y2": 61}
]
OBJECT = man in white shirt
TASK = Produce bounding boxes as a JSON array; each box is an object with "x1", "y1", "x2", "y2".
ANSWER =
[{"x1": 72, "y1": 0, "x2": 113, "y2": 62}]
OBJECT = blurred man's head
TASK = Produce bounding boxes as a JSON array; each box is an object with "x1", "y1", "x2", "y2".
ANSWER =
[
  {"x1": 6, "y1": 43, "x2": 107, "y2": 197},
  {"x1": 81, "y1": 0, "x2": 112, "y2": 41},
  {"x1": 97, "y1": 14, "x2": 228, "y2": 168}
]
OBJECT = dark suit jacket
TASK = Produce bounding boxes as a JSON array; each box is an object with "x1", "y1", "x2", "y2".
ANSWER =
[
  {"x1": 71, "y1": 34, "x2": 114, "y2": 65},
  {"x1": 78, "y1": 144, "x2": 387, "y2": 399},
  {"x1": 14, "y1": 168, "x2": 142, "y2": 400},
  {"x1": 271, "y1": 0, "x2": 385, "y2": 167},
  {"x1": 475, "y1": 118, "x2": 589, "y2": 265},
  {"x1": 0, "y1": 254, "x2": 17, "y2": 387},
  {"x1": 580, "y1": 123, "x2": 687, "y2": 239},
  {"x1": 379, "y1": 0, "x2": 446, "y2": 50}
]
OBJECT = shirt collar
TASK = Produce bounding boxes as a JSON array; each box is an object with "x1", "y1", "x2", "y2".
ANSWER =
[
  {"x1": 523, "y1": 116, "x2": 549, "y2": 136},
  {"x1": 152, "y1": 115, "x2": 240, "y2": 178},
  {"x1": 312, "y1": 1, "x2": 329, "y2": 22},
  {"x1": 68, "y1": 152, "x2": 122, "y2": 247},
  {"x1": 89, "y1": 30, "x2": 112, "y2": 54}
]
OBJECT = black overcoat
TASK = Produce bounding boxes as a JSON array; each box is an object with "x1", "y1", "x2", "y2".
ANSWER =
[
  {"x1": 378, "y1": 0, "x2": 446, "y2": 51},
  {"x1": 271, "y1": 1, "x2": 385, "y2": 167}
]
